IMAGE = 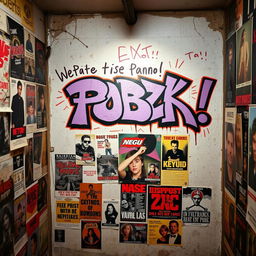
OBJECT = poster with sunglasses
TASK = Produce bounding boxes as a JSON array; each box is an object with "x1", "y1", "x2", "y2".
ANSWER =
[
  {"x1": 118, "y1": 134, "x2": 161, "y2": 184},
  {"x1": 96, "y1": 134, "x2": 118, "y2": 182},
  {"x1": 75, "y1": 134, "x2": 96, "y2": 166}
]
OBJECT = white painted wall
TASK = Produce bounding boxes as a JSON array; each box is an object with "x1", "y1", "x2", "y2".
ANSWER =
[{"x1": 48, "y1": 11, "x2": 224, "y2": 256}]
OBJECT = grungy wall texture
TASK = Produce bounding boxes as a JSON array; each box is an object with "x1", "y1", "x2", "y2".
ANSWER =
[{"x1": 48, "y1": 11, "x2": 224, "y2": 256}]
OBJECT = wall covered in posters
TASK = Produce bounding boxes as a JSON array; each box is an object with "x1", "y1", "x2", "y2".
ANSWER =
[{"x1": 48, "y1": 12, "x2": 223, "y2": 255}]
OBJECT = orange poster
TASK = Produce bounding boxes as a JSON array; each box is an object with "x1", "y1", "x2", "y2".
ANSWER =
[{"x1": 80, "y1": 183, "x2": 102, "y2": 220}]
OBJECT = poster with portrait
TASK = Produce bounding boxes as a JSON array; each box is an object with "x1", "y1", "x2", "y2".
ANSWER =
[
  {"x1": 24, "y1": 29, "x2": 35, "y2": 82},
  {"x1": 120, "y1": 183, "x2": 146, "y2": 222},
  {"x1": 80, "y1": 183, "x2": 102, "y2": 220},
  {"x1": 148, "y1": 185, "x2": 182, "y2": 219},
  {"x1": 13, "y1": 150, "x2": 25, "y2": 199},
  {"x1": 75, "y1": 134, "x2": 96, "y2": 166},
  {"x1": 119, "y1": 134, "x2": 161, "y2": 184},
  {"x1": 10, "y1": 78, "x2": 27, "y2": 150},
  {"x1": 55, "y1": 154, "x2": 82, "y2": 197},
  {"x1": 37, "y1": 176, "x2": 47, "y2": 212},
  {"x1": 25, "y1": 83, "x2": 36, "y2": 133},
  {"x1": 96, "y1": 134, "x2": 118, "y2": 182},
  {"x1": 224, "y1": 107, "x2": 236, "y2": 198},
  {"x1": 0, "y1": 31, "x2": 11, "y2": 111},
  {"x1": 26, "y1": 183, "x2": 38, "y2": 221},
  {"x1": 119, "y1": 223, "x2": 147, "y2": 244},
  {"x1": 33, "y1": 132, "x2": 42, "y2": 180},
  {"x1": 0, "y1": 112, "x2": 10, "y2": 157},
  {"x1": 223, "y1": 189, "x2": 236, "y2": 255},
  {"x1": 14, "y1": 193, "x2": 27, "y2": 248},
  {"x1": 56, "y1": 199, "x2": 80, "y2": 226},
  {"x1": 25, "y1": 135, "x2": 34, "y2": 187},
  {"x1": 252, "y1": 14, "x2": 256, "y2": 104},
  {"x1": 182, "y1": 187, "x2": 211, "y2": 225},
  {"x1": 81, "y1": 220, "x2": 101, "y2": 249},
  {"x1": 102, "y1": 199, "x2": 119, "y2": 228},
  {"x1": 0, "y1": 158, "x2": 14, "y2": 256},
  {"x1": 236, "y1": 210, "x2": 247, "y2": 256},
  {"x1": 235, "y1": 0, "x2": 243, "y2": 30},
  {"x1": 38, "y1": 209, "x2": 49, "y2": 255},
  {"x1": 35, "y1": 38, "x2": 46, "y2": 85},
  {"x1": 247, "y1": 106, "x2": 256, "y2": 232},
  {"x1": 236, "y1": 19, "x2": 252, "y2": 105},
  {"x1": 161, "y1": 135, "x2": 189, "y2": 186},
  {"x1": 7, "y1": 16, "x2": 25, "y2": 80},
  {"x1": 148, "y1": 219, "x2": 182, "y2": 246},
  {"x1": 225, "y1": 33, "x2": 236, "y2": 107},
  {"x1": 36, "y1": 84, "x2": 47, "y2": 129}
]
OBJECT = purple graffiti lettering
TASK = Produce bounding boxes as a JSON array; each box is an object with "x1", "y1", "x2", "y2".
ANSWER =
[
  {"x1": 140, "y1": 78, "x2": 165, "y2": 121},
  {"x1": 92, "y1": 81, "x2": 122, "y2": 123},
  {"x1": 116, "y1": 78, "x2": 151, "y2": 122},
  {"x1": 63, "y1": 72, "x2": 217, "y2": 132},
  {"x1": 63, "y1": 78, "x2": 108, "y2": 126},
  {"x1": 161, "y1": 74, "x2": 198, "y2": 129}
]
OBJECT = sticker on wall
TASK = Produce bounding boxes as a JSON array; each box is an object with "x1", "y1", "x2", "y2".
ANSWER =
[
  {"x1": 80, "y1": 183, "x2": 102, "y2": 220},
  {"x1": 119, "y1": 223, "x2": 147, "y2": 244},
  {"x1": 118, "y1": 134, "x2": 161, "y2": 184},
  {"x1": 147, "y1": 185, "x2": 182, "y2": 219},
  {"x1": 55, "y1": 154, "x2": 82, "y2": 197},
  {"x1": 161, "y1": 135, "x2": 189, "y2": 186},
  {"x1": 182, "y1": 187, "x2": 212, "y2": 225},
  {"x1": 148, "y1": 219, "x2": 182, "y2": 246},
  {"x1": 120, "y1": 183, "x2": 146, "y2": 223},
  {"x1": 96, "y1": 134, "x2": 118, "y2": 182},
  {"x1": 55, "y1": 229, "x2": 65, "y2": 243},
  {"x1": 75, "y1": 134, "x2": 96, "y2": 166}
]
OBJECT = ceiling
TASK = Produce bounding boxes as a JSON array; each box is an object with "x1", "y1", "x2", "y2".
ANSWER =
[{"x1": 32, "y1": 0, "x2": 231, "y2": 15}]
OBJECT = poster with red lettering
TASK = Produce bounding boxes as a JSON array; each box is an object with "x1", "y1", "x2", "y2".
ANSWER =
[
  {"x1": 55, "y1": 154, "x2": 82, "y2": 197},
  {"x1": 120, "y1": 183, "x2": 147, "y2": 222},
  {"x1": 10, "y1": 78, "x2": 27, "y2": 151},
  {"x1": 147, "y1": 185, "x2": 182, "y2": 219},
  {"x1": 0, "y1": 30, "x2": 10, "y2": 111},
  {"x1": 118, "y1": 133, "x2": 161, "y2": 184},
  {"x1": 26, "y1": 183, "x2": 38, "y2": 221}
]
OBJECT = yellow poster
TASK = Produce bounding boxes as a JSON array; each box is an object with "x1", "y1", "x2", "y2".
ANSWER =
[
  {"x1": 56, "y1": 200, "x2": 80, "y2": 223},
  {"x1": 0, "y1": 0, "x2": 34, "y2": 31},
  {"x1": 161, "y1": 135, "x2": 189, "y2": 186},
  {"x1": 148, "y1": 219, "x2": 182, "y2": 246}
]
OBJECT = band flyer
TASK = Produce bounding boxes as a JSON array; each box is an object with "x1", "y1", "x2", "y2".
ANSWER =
[
  {"x1": 56, "y1": 199, "x2": 80, "y2": 225},
  {"x1": 119, "y1": 134, "x2": 161, "y2": 184},
  {"x1": 148, "y1": 185, "x2": 182, "y2": 219},
  {"x1": 96, "y1": 134, "x2": 118, "y2": 182},
  {"x1": 161, "y1": 135, "x2": 189, "y2": 186},
  {"x1": 120, "y1": 183, "x2": 147, "y2": 222},
  {"x1": 55, "y1": 154, "x2": 82, "y2": 197},
  {"x1": 80, "y1": 183, "x2": 102, "y2": 220},
  {"x1": 182, "y1": 187, "x2": 212, "y2": 225},
  {"x1": 148, "y1": 219, "x2": 182, "y2": 246},
  {"x1": 102, "y1": 199, "x2": 119, "y2": 228},
  {"x1": 119, "y1": 223, "x2": 147, "y2": 244},
  {"x1": 75, "y1": 134, "x2": 96, "y2": 166},
  {"x1": 0, "y1": 30, "x2": 11, "y2": 111},
  {"x1": 81, "y1": 220, "x2": 101, "y2": 249},
  {"x1": 26, "y1": 183, "x2": 38, "y2": 221}
]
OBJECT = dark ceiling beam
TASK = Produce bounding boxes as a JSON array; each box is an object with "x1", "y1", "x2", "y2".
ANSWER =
[{"x1": 122, "y1": 0, "x2": 137, "y2": 25}]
